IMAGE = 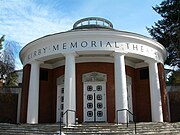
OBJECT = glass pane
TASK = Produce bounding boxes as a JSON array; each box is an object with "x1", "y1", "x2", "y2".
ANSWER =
[
  {"x1": 61, "y1": 88, "x2": 64, "y2": 93},
  {"x1": 61, "y1": 104, "x2": 64, "y2": 110},
  {"x1": 87, "y1": 85, "x2": 93, "y2": 91},
  {"x1": 97, "y1": 111, "x2": 103, "y2": 117},
  {"x1": 87, "y1": 94, "x2": 93, "y2": 100},
  {"x1": 61, "y1": 96, "x2": 64, "y2": 102},
  {"x1": 87, "y1": 111, "x2": 93, "y2": 117},
  {"x1": 61, "y1": 112, "x2": 63, "y2": 118},
  {"x1": 97, "y1": 94, "x2": 102, "y2": 100},
  {"x1": 97, "y1": 85, "x2": 102, "y2": 91},
  {"x1": 87, "y1": 103, "x2": 93, "y2": 109},
  {"x1": 97, "y1": 103, "x2": 103, "y2": 109}
]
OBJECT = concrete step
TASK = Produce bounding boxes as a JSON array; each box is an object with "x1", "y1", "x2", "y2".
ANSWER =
[
  {"x1": 63, "y1": 122, "x2": 180, "y2": 134},
  {"x1": 0, "y1": 122, "x2": 179, "y2": 134}
]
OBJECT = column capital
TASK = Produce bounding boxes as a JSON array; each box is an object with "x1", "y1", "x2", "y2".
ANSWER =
[
  {"x1": 63, "y1": 52, "x2": 78, "y2": 57},
  {"x1": 112, "y1": 52, "x2": 127, "y2": 57},
  {"x1": 30, "y1": 60, "x2": 43, "y2": 65},
  {"x1": 145, "y1": 59, "x2": 158, "y2": 64}
]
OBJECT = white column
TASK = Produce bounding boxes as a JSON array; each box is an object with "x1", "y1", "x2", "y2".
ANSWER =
[
  {"x1": 147, "y1": 59, "x2": 163, "y2": 122},
  {"x1": 63, "y1": 52, "x2": 76, "y2": 125},
  {"x1": 114, "y1": 52, "x2": 128, "y2": 123},
  {"x1": 27, "y1": 61, "x2": 40, "y2": 124}
]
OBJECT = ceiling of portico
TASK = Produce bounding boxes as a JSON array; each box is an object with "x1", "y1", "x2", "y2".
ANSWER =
[
  {"x1": 43, "y1": 53, "x2": 144, "y2": 65},
  {"x1": 44, "y1": 57, "x2": 64, "y2": 64},
  {"x1": 125, "y1": 56, "x2": 143, "y2": 63}
]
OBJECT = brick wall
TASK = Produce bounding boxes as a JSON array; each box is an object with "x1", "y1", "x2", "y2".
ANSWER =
[
  {"x1": 39, "y1": 68, "x2": 53, "y2": 123},
  {"x1": 158, "y1": 63, "x2": 169, "y2": 121},
  {"x1": 134, "y1": 67, "x2": 151, "y2": 122}
]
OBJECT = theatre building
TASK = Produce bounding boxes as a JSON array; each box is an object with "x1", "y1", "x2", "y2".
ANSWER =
[{"x1": 19, "y1": 17, "x2": 169, "y2": 124}]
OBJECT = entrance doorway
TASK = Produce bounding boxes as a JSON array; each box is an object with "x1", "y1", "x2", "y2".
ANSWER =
[
  {"x1": 56, "y1": 84, "x2": 64, "y2": 122},
  {"x1": 84, "y1": 82, "x2": 107, "y2": 122},
  {"x1": 82, "y1": 72, "x2": 107, "y2": 123},
  {"x1": 127, "y1": 76, "x2": 133, "y2": 122},
  {"x1": 56, "y1": 75, "x2": 64, "y2": 123}
]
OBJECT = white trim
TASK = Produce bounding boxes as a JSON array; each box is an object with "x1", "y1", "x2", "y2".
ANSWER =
[
  {"x1": 82, "y1": 72, "x2": 107, "y2": 82},
  {"x1": 126, "y1": 76, "x2": 133, "y2": 122},
  {"x1": 56, "y1": 84, "x2": 64, "y2": 123},
  {"x1": 57, "y1": 75, "x2": 65, "y2": 85},
  {"x1": 20, "y1": 30, "x2": 166, "y2": 66},
  {"x1": 17, "y1": 89, "x2": 22, "y2": 123}
]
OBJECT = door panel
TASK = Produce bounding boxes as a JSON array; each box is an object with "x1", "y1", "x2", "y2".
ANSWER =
[
  {"x1": 84, "y1": 82, "x2": 106, "y2": 122},
  {"x1": 56, "y1": 85, "x2": 64, "y2": 122},
  {"x1": 127, "y1": 76, "x2": 133, "y2": 122}
]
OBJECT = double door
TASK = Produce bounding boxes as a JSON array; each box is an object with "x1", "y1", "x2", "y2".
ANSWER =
[{"x1": 84, "y1": 82, "x2": 107, "y2": 122}]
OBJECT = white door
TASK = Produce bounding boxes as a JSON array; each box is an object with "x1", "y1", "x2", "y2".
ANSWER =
[
  {"x1": 127, "y1": 76, "x2": 133, "y2": 122},
  {"x1": 56, "y1": 84, "x2": 64, "y2": 122},
  {"x1": 84, "y1": 82, "x2": 107, "y2": 122}
]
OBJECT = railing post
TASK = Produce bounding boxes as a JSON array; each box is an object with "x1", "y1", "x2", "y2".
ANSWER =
[
  {"x1": 134, "y1": 115, "x2": 136, "y2": 134},
  {"x1": 66, "y1": 111, "x2": 68, "y2": 127},
  {"x1": 126, "y1": 110, "x2": 128, "y2": 127},
  {"x1": 60, "y1": 110, "x2": 76, "y2": 134},
  {"x1": 116, "y1": 109, "x2": 136, "y2": 134},
  {"x1": 60, "y1": 116, "x2": 62, "y2": 135},
  {"x1": 75, "y1": 112, "x2": 76, "y2": 124},
  {"x1": 116, "y1": 110, "x2": 118, "y2": 124}
]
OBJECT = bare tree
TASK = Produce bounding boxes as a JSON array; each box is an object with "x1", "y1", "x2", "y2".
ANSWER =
[
  {"x1": 0, "y1": 35, "x2": 18, "y2": 87},
  {"x1": 0, "y1": 35, "x2": 5, "y2": 50}
]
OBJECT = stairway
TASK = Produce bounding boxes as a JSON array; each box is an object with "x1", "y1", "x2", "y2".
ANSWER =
[
  {"x1": 63, "y1": 122, "x2": 180, "y2": 135},
  {"x1": 0, "y1": 122, "x2": 179, "y2": 134}
]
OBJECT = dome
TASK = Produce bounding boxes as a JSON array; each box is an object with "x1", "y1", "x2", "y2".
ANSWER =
[{"x1": 73, "y1": 17, "x2": 113, "y2": 29}]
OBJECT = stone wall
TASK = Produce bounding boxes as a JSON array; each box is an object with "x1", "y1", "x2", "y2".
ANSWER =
[
  {"x1": 168, "y1": 86, "x2": 180, "y2": 122},
  {"x1": 0, "y1": 88, "x2": 21, "y2": 123}
]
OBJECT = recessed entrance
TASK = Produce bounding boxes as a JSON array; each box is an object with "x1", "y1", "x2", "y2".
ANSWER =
[
  {"x1": 56, "y1": 75, "x2": 64, "y2": 123},
  {"x1": 84, "y1": 82, "x2": 107, "y2": 122},
  {"x1": 82, "y1": 72, "x2": 107, "y2": 122},
  {"x1": 127, "y1": 76, "x2": 133, "y2": 122}
]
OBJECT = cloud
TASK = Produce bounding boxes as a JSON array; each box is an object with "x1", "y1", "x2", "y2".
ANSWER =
[
  {"x1": 0, "y1": 0, "x2": 76, "y2": 69},
  {"x1": 0, "y1": 0, "x2": 162, "y2": 46},
  {"x1": 0, "y1": 0, "x2": 74, "y2": 46}
]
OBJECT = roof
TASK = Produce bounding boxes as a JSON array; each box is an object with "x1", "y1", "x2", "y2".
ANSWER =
[{"x1": 73, "y1": 17, "x2": 113, "y2": 30}]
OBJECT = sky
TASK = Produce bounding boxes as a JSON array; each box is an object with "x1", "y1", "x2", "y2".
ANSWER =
[{"x1": 0, "y1": 0, "x2": 163, "y2": 69}]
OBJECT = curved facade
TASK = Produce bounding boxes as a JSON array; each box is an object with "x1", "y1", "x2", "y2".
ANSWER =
[{"x1": 19, "y1": 17, "x2": 169, "y2": 124}]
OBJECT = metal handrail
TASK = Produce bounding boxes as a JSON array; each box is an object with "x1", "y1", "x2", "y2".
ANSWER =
[
  {"x1": 116, "y1": 109, "x2": 136, "y2": 134},
  {"x1": 60, "y1": 109, "x2": 76, "y2": 135}
]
